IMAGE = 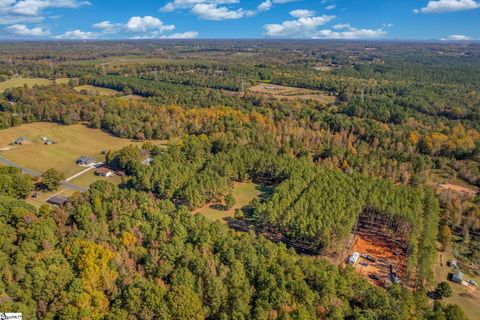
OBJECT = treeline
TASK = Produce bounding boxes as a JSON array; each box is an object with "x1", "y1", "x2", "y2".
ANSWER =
[
  {"x1": 78, "y1": 74, "x2": 258, "y2": 109},
  {"x1": 107, "y1": 135, "x2": 439, "y2": 284},
  {"x1": 2, "y1": 84, "x2": 479, "y2": 189},
  {"x1": 0, "y1": 166, "x2": 34, "y2": 199},
  {"x1": 334, "y1": 56, "x2": 480, "y2": 89},
  {"x1": 0, "y1": 183, "x2": 467, "y2": 320}
]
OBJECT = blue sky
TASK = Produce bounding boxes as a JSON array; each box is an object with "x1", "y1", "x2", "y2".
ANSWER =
[{"x1": 0, "y1": 0, "x2": 479, "y2": 40}]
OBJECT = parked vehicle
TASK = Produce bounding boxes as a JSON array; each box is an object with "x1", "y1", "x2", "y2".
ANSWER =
[
  {"x1": 369, "y1": 274, "x2": 379, "y2": 280},
  {"x1": 361, "y1": 253, "x2": 377, "y2": 263},
  {"x1": 467, "y1": 279, "x2": 478, "y2": 286}
]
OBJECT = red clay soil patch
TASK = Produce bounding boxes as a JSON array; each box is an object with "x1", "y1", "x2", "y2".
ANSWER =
[{"x1": 349, "y1": 235, "x2": 408, "y2": 287}]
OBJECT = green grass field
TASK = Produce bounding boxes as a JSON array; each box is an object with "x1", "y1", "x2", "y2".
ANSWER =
[
  {"x1": 74, "y1": 85, "x2": 121, "y2": 96},
  {"x1": 196, "y1": 182, "x2": 265, "y2": 223},
  {"x1": 118, "y1": 94, "x2": 144, "y2": 100},
  {"x1": 25, "y1": 188, "x2": 80, "y2": 208},
  {"x1": 433, "y1": 249, "x2": 480, "y2": 320},
  {"x1": 69, "y1": 169, "x2": 122, "y2": 188},
  {"x1": 0, "y1": 122, "x2": 165, "y2": 178},
  {"x1": 0, "y1": 77, "x2": 70, "y2": 93}
]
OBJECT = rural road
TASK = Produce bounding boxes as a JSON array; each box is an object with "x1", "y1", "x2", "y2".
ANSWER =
[
  {"x1": 0, "y1": 154, "x2": 88, "y2": 192},
  {"x1": 0, "y1": 155, "x2": 41, "y2": 177}
]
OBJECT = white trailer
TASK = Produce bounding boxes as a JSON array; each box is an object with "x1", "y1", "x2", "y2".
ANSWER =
[{"x1": 349, "y1": 252, "x2": 360, "y2": 264}]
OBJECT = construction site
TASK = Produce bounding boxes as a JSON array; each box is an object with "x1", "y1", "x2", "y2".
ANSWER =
[{"x1": 346, "y1": 208, "x2": 413, "y2": 288}]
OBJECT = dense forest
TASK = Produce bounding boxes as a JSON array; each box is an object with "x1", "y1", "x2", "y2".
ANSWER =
[{"x1": 0, "y1": 41, "x2": 479, "y2": 319}]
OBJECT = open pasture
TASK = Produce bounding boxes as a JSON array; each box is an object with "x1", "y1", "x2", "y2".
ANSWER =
[
  {"x1": 196, "y1": 182, "x2": 265, "y2": 223},
  {"x1": 0, "y1": 122, "x2": 160, "y2": 178},
  {"x1": 0, "y1": 77, "x2": 69, "y2": 93},
  {"x1": 74, "y1": 85, "x2": 121, "y2": 96},
  {"x1": 248, "y1": 83, "x2": 336, "y2": 104},
  {"x1": 433, "y1": 250, "x2": 480, "y2": 320}
]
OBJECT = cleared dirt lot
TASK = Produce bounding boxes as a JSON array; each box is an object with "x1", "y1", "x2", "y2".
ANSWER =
[
  {"x1": 248, "y1": 83, "x2": 336, "y2": 104},
  {"x1": 349, "y1": 235, "x2": 408, "y2": 287}
]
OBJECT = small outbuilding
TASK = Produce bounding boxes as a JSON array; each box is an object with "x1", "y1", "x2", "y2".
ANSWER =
[
  {"x1": 452, "y1": 270, "x2": 464, "y2": 283},
  {"x1": 14, "y1": 137, "x2": 31, "y2": 145},
  {"x1": 77, "y1": 156, "x2": 96, "y2": 166},
  {"x1": 47, "y1": 196, "x2": 68, "y2": 206},
  {"x1": 448, "y1": 260, "x2": 458, "y2": 268},
  {"x1": 95, "y1": 167, "x2": 114, "y2": 177},
  {"x1": 348, "y1": 252, "x2": 359, "y2": 264}
]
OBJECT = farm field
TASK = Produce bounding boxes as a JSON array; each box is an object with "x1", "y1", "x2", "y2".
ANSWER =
[
  {"x1": 248, "y1": 83, "x2": 336, "y2": 104},
  {"x1": 74, "y1": 85, "x2": 120, "y2": 96},
  {"x1": 0, "y1": 122, "x2": 164, "y2": 178},
  {"x1": 433, "y1": 249, "x2": 480, "y2": 320},
  {"x1": 196, "y1": 182, "x2": 264, "y2": 223},
  {"x1": 0, "y1": 77, "x2": 70, "y2": 93}
]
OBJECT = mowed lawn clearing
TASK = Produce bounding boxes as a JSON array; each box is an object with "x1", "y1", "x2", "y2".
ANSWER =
[
  {"x1": 69, "y1": 169, "x2": 123, "y2": 188},
  {"x1": 432, "y1": 249, "x2": 480, "y2": 320},
  {"x1": 0, "y1": 77, "x2": 70, "y2": 93},
  {"x1": 248, "y1": 83, "x2": 336, "y2": 104},
  {"x1": 0, "y1": 122, "x2": 159, "y2": 178},
  {"x1": 196, "y1": 182, "x2": 265, "y2": 223},
  {"x1": 74, "y1": 85, "x2": 121, "y2": 96}
]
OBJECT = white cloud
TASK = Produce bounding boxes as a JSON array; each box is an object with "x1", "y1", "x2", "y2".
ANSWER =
[
  {"x1": 264, "y1": 15, "x2": 336, "y2": 37},
  {"x1": 92, "y1": 20, "x2": 122, "y2": 34},
  {"x1": 442, "y1": 34, "x2": 473, "y2": 40},
  {"x1": 265, "y1": 15, "x2": 386, "y2": 39},
  {"x1": 0, "y1": 0, "x2": 89, "y2": 25},
  {"x1": 191, "y1": 3, "x2": 245, "y2": 20},
  {"x1": 124, "y1": 16, "x2": 175, "y2": 33},
  {"x1": 161, "y1": 0, "x2": 294, "y2": 19},
  {"x1": 90, "y1": 16, "x2": 197, "y2": 39},
  {"x1": 414, "y1": 0, "x2": 480, "y2": 13},
  {"x1": 9, "y1": 0, "x2": 90, "y2": 16},
  {"x1": 333, "y1": 23, "x2": 351, "y2": 30},
  {"x1": 56, "y1": 29, "x2": 96, "y2": 39},
  {"x1": 160, "y1": 0, "x2": 239, "y2": 12},
  {"x1": 4, "y1": 23, "x2": 49, "y2": 36},
  {"x1": 163, "y1": 31, "x2": 199, "y2": 38},
  {"x1": 289, "y1": 9, "x2": 315, "y2": 18},
  {"x1": 314, "y1": 27, "x2": 386, "y2": 39},
  {"x1": 325, "y1": 4, "x2": 336, "y2": 10},
  {"x1": 245, "y1": 0, "x2": 272, "y2": 17}
]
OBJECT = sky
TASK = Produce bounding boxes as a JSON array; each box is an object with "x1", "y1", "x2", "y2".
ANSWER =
[{"x1": 0, "y1": 0, "x2": 479, "y2": 41}]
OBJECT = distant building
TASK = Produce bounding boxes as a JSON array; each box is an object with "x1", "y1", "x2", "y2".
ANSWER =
[
  {"x1": 77, "y1": 156, "x2": 96, "y2": 166},
  {"x1": 448, "y1": 260, "x2": 458, "y2": 268},
  {"x1": 95, "y1": 167, "x2": 114, "y2": 177},
  {"x1": 14, "y1": 137, "x2": 31, "y2": 145},
  {"x1": 141, "y1": 157, "x2": 153, "y2": 165},
  {"x1": 348, "y1": 252, "x2": 359, "y2": 264},
  {"x1": 452, "y1": 270, "x2": 464, "y2": 283},
  {"x1": 47, "y1": 196, "x2": 68, "y2": 206}
]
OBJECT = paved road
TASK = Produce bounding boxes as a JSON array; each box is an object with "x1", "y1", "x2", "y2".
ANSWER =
[
  {"x1": 61, "y1": 181, "x2": 88, "y2": 192},
  {"x1": 0, "y1": 155, "x2": 42, "y2": 177},
  {"x1": 0, "y1": 154, "x2": 88, "y2": 192}
]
